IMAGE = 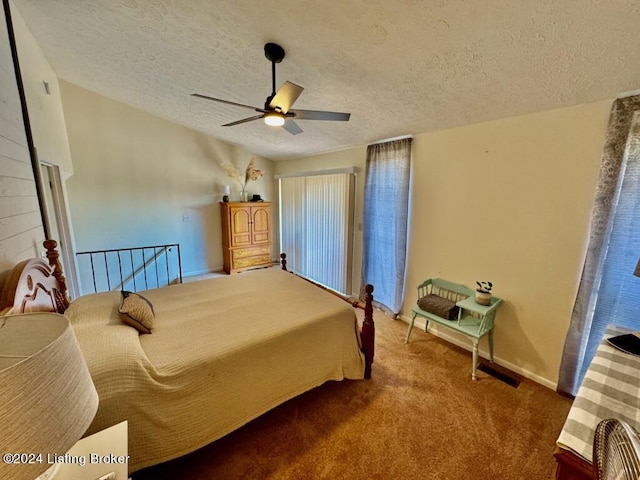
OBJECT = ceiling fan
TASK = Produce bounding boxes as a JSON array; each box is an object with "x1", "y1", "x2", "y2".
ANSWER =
[{"x1": 192, "y1": 42, "x2": 350, "y2": 135}]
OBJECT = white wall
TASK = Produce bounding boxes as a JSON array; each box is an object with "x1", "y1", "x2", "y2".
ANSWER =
[
  {"x1": 1, "y1": 1, "x2": 70, "y2": 269},
  {"x1": 276, "y1": 99, "x2": 612, "y2": 388},
  {"x1": 11, "y1": 0, "x2": 73, "y2": 177},
  {"x1": 0, "y1": 2, "x2": 41, "y2": 269},
  {"x1": 60, "y1": 81, "x2": 275, "y2": 283}
]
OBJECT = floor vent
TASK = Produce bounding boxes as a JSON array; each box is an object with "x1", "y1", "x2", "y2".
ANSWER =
[{"x1": 478, "y1": 362, "x2": 521, "y2": 388}]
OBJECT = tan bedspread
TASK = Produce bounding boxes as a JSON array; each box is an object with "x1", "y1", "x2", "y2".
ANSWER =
[{"x1": 65, "y1": 268, "x2": 365, "y2": 472}]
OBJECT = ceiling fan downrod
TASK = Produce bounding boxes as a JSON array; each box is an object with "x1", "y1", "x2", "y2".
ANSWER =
[{"x1": 264, "y1": 43, "x2": 285, "y2": 103}]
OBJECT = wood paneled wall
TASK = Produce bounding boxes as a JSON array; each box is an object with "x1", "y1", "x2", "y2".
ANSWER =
[{"x1": 0, "y1": 2, "x2": 44, "y2": 270}]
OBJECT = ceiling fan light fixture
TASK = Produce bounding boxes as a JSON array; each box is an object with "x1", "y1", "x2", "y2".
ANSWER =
[{"x1": 264, "y1": 112, "x2": 285, "y2": 127}]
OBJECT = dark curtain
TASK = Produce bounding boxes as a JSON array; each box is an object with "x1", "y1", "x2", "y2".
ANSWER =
[
  {"x1": 558, "y1": 96, "x2": 640, "y2": 396},
  {"x1": 361, "y1": 138, "x2": 412, "y2": 317}
]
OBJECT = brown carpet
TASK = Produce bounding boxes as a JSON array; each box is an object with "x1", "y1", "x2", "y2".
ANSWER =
[{"x1": 134, "y1": 310, "x2": 572, "y2": 480}]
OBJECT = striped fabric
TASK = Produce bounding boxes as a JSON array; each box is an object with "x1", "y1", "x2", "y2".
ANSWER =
[{"x1": 557, "y1": 326, "x2": 640, "y2": 463}]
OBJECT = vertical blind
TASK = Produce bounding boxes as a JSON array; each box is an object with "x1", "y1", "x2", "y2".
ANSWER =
[{"x1": 279, "y1": 172, "x2": 354, "y2": 294}]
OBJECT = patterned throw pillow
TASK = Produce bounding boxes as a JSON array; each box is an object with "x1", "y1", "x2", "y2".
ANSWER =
[{"x1": 118, "y1": 290, "x2": 154, "y2": 334}]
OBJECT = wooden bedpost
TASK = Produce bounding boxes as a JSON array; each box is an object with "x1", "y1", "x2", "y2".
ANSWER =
[
  {"x1": 362, "y1": 284, "x2": 375, "y2": 379},
  {"x1": 43, "y1": 239, "x2": 70, "y2": 309},
  {"x1": 280, "y1": 253, "x2": 287, "y2": 271}
]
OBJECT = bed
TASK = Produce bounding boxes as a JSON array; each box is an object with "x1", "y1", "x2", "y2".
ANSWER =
[{"x1": 1, "y1": 241, "x2": 375, "y2": 473}]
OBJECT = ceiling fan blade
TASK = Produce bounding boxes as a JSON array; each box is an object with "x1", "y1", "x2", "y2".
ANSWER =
[
  {"x1": 291, "y1": 109, "x2": 351, "y2": 122},
  {"x1": 269, "y1": 81, "x2": 304, "y2": 114},
  {"x1": 191, "y1": 93, "x2": 267, "y2": 113},
  {"x1": 222, "y1": 115, "x2": 264, "y2": 127},
  {"x1": 282, "y1": 119, "x2": 303, "y2": 135}
]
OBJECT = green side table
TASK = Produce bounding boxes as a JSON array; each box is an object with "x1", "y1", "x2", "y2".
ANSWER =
[{"x1": 455, "y1": 296, "x2": 503, "y2": 380}]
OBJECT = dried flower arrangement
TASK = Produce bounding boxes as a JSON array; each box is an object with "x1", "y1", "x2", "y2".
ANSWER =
[{"x1": 220, "y1": 157, "x2": 264, "y2": 200}]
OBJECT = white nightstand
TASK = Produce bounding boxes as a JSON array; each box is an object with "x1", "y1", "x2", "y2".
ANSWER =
[{"x1": 37, "y1": 421, "x2": 129, "y2": 480}]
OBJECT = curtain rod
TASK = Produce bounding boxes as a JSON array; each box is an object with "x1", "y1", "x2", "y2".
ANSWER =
[
  {"x1": 368, "y1": 134, "x2": 413, "y2": 146},
  {"x1": 274, "y1": 166, "x2": 358, "y2": 179}
]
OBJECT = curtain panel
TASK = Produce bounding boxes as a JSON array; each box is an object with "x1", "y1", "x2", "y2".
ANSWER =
[
  {"x1": 361, "y1": 137, "x2": 412, "y2": 317},
  {"x1": 558, "y1": 96, "x2": 640, "y2": 396}
]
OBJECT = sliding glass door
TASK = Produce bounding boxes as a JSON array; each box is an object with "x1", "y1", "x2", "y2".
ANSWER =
[{"x1": 279, "y1": 171, "x2": 355, "y2": 294}]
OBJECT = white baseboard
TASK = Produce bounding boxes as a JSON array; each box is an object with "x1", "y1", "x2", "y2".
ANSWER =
[
  {"x1": 183, "y1": 265, "x2": 224, "y2": 277},
  {"x1": 399, "y1": 314, "x2": 557, "y2": 391}
]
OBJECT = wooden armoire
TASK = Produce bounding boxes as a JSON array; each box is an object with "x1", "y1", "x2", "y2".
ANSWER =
[{"x1": 220, "y1": 202, "x2": 272, "y2": 274}]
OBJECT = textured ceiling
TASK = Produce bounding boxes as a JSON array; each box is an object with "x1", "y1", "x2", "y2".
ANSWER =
[{"x1": 11, "y1": 0, "x2": 640, "y2": 160}]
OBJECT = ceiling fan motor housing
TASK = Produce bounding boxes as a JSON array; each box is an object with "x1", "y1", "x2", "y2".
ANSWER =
[{"x1": 264, "y1": 43, "x2": 285, "y2": 63}]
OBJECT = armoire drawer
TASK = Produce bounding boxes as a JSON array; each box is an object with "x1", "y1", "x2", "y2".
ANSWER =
[
  {"x1": 233, "y1": 254, "x2": 271, "y2": 269},
  {"x1": 232, "y1": 245, "x2": 271, "y2": 260}
]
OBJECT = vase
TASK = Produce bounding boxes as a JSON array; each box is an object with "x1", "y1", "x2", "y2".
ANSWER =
[
  {"x1": 475, "y1": 290, "x2": 492, "y2": 306},
  {"x1": 240, "y1": 187, "x2": 248, "y2": 202}
]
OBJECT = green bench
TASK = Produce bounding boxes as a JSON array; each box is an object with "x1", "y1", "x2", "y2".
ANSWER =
[{"x1": 405, "y1": 278, "x2": 502, "y2": 380}]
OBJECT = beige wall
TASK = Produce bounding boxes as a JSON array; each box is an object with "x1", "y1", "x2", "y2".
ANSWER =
[
  {"x1": 276, "y1": 99, "x2": 612, "y2": 387},
  {"x1": 60, "y1": 81, "x2": 275, "y2": 284}
]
